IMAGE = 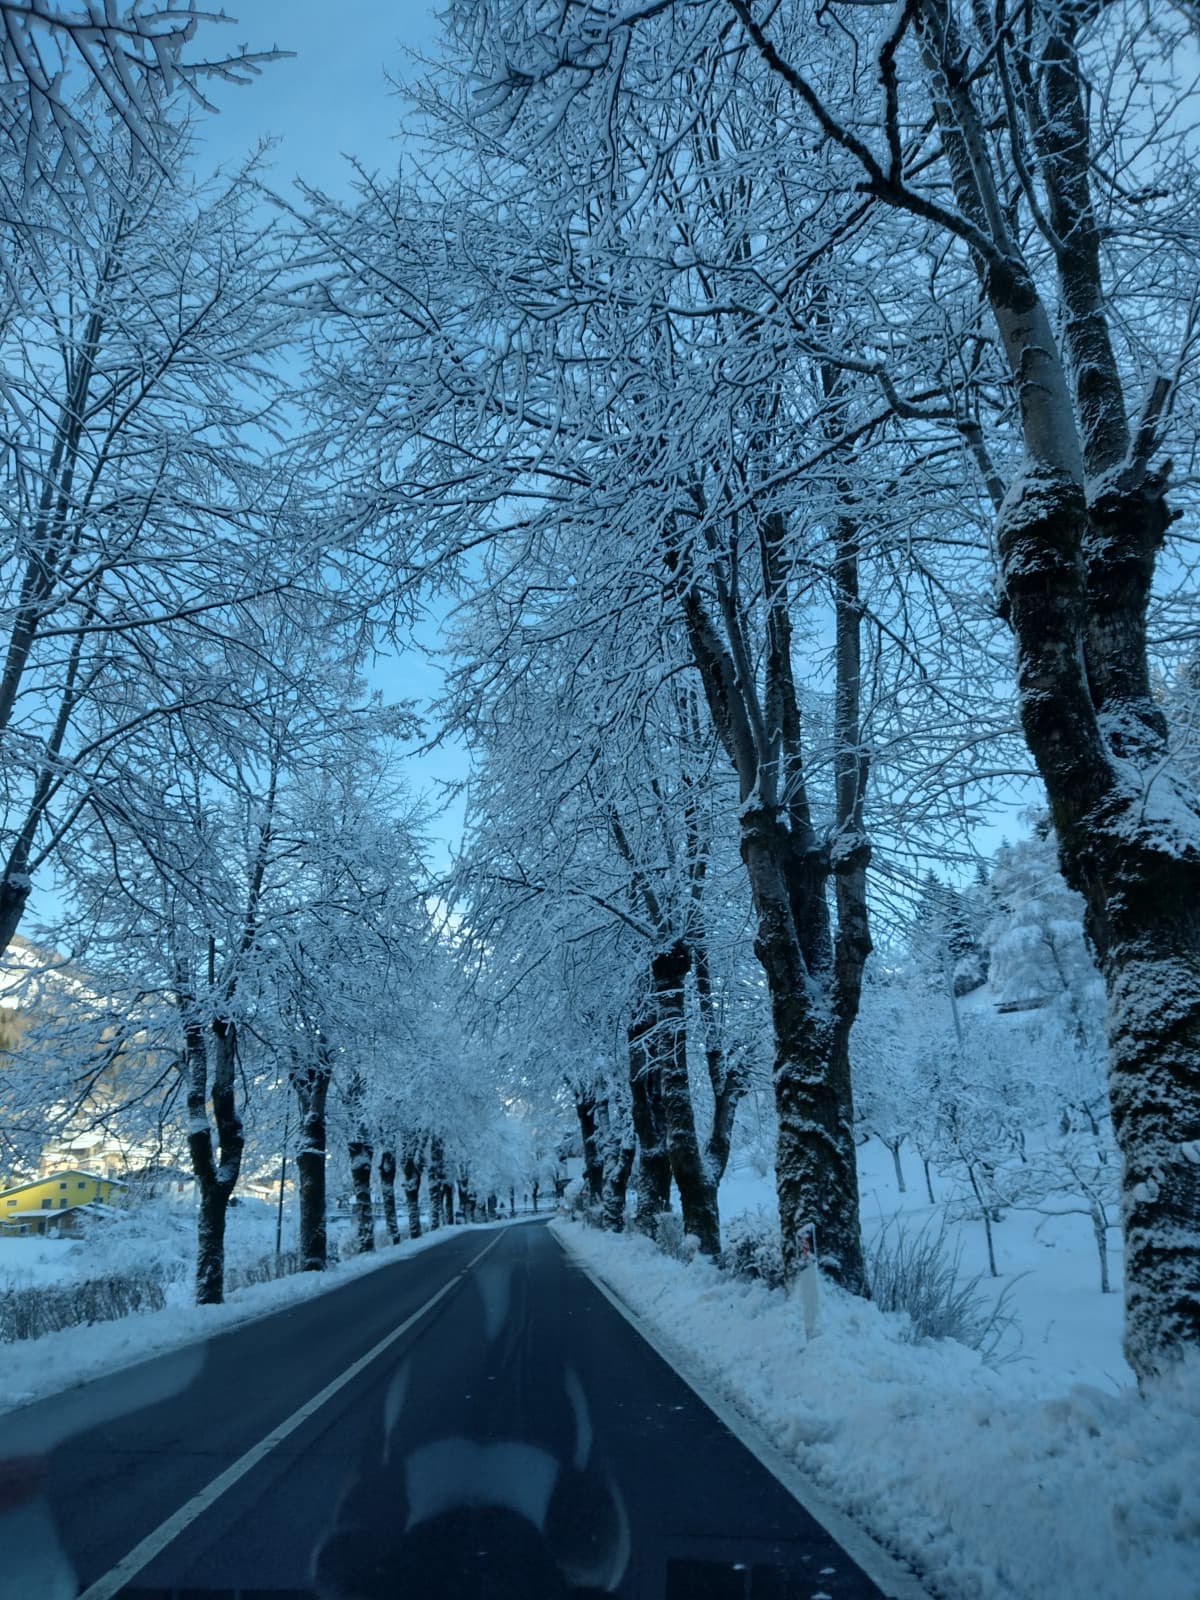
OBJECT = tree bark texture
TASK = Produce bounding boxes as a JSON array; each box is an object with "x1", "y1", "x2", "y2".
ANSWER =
[
  {"x1": 348, "y1": 1135, "x2": 375, "y2": 1253},
  {"x1": 185, "y1": 1012, "x2": 244, "y2": 1306},
  {"x1": 402, "y1": 1140, "x2": 424, "y2": 1238},
  {"x1": 650, "y1": 942, "x2": 721, "y2": 1256},
  {"x1": 693, "y1": 936, "x2": 745, "y2": 1184},
  {"x1": 602, "y1": 1138, "x2": 636, "y2": 1231},
  {"x1": 913, "y1": 0, "x2": 1200, "y2": 1376},
  {"x1": 627, "y1": 1011, "x2": 672, "y2": 1230},
  {"x1": 576, "y1": 1096, "x2": 605, "y2": 1206},
  {"x1": 378, "y1": 1149, "x2": 401, "y2": 1244},
  {"x1": 668, "y1": 515, "x2": 868, "y2": 1290},
  {"x1": 428, "y1": 1136, "x2": 447, "y2": 1229},
  {"x1": 292, "y1": 1053, "x2": 331, "y2": 1271}
]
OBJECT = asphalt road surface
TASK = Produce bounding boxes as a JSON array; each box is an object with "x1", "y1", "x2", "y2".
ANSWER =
[{"x1": 1, "y1": 1220, "x2": 916, "y2": 1600}]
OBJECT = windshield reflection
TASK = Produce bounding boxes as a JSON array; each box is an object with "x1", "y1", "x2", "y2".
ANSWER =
[{"x1": 2, "y1": 1240, "x2": 876, "y2": 1600}]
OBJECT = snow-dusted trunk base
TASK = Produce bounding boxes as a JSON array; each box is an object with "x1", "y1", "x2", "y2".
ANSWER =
[
  {"x1": 627, "y1": 1017, "x2": 672, "y2": 1229},
  {"x1": 998, "y1": 471, "x2": 1200, "y2": 1374},
  {"x1": 653, "y1": 943, "x2": 721, "y2": 1256},
  {"x1": 1099, "y1": 909, "x2": 1200, "y2": 1362},
  {"x1": 602, "y1": 1139, "x2": 635, "y2": 1231},
  {"x1": 428, "y1": 1138, "x2": 447, "y2": 1229},
  {"x1": 195, "y1": 1181, "x2": 230, "y2": 1307},
  {"x1": 293, "y1": 1058, "x2": 331, "y2": 1271},
  {"x1": 628, "y1": 949, "x2": 720, "y2": 1255},
  {"x1": 296, "y1": 1142, "x2": 327, "y2": 1272},
  {"x1": 740, "y1": 808, "x2": 867, "y2": 1294},
  {"x1": 379, "y1": 1149, "x2": 401, "y2": 1244},
  {"x1": 348, "y1": 1137, "x2": 375, "y2": 1253},
  {"x1": 186, "y1": 1016, "x2": 244, "y2": 1306},
  {"x1": 402, "y1": 1149, "x2": 423, "y2": 1239}
]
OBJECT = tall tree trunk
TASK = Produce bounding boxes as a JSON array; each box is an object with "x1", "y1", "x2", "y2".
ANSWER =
[
  {"x1": 348, "y1": 1135, "x2": 375, "y2": 1253},
  {"x1": 627, "y1": 1009, "x2": 672, "y2": 1230},
  {"x1": 665, "y1": 489, "x2": 870, "y2": 1293},
  {"x1": 576, "y1": 1096, "x2": 605, "y2": 1205},
  {"x1": 738, "y1": 810, "x2": 866, "y2": 1290},
  {"x1": 401, "y1": 1140, "x2": 424, "y2": 1238},
  {"x1": 910, "y1": 0, "x2": 1200, "y2": 1376},
  {"x1": 651, "y1": 942, "x2": 720, "y2": 1256},
  {"x1": 602, "y1": 1138, "x2": 636, "y2": 1231},
  {"x1": 428, "y1": 1136, "x2": 447, "y2": 1229},
  {"x1": 886, "y1": 1138, "x2": 907, "y2": 1195},
  {"x1": 378, "y1": 1149, "x2": 401, "y2": 1244},
  {"x1": 693, "y1": 936, "x2": 745, "y2": 1184},
  {"x1": 185, "y1": 1010, "x2": 244, "y2": 1306},
  {"x1": 292, "y1": 1051, "x2": 331, "y2": 1272}
]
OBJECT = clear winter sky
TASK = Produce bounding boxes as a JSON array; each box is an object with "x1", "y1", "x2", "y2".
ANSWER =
[{"x1": 194, "y1": 1, "x2": 440, "y2": 193}]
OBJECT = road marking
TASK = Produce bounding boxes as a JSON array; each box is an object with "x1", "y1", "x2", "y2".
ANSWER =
[
  {"x1": 552, "y1": 1225, "x2": 934, "y2": 1600},
  {"x1": 77, "y1": 1231, "x2": 505, "y2": 1600}
]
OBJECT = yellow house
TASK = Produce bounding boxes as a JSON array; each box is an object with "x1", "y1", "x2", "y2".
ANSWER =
[{"x1": 0, "y1": 1170, "x2": 125, "y2": 1236}]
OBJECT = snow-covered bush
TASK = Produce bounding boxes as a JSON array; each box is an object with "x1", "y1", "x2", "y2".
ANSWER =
[
  {"x1": 640, "y1": 1210, "x2": 689, "y2": 1260},
  {"x1": 720, "y1": 1209, "x2": 786, "y2": 1289},
  {"x1": 0, "y1": 1270, "x2": 169, "y2": 1343},
  {"x1": 867, "y1": 1217, "x2": 1017, "y2": 1364},
  {"x1": 224, "y1": 1243, "x2": 338, "y2": 1292}
]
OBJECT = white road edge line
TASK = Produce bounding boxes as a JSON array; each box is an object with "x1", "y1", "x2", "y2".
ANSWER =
[
  {"x1": 77, "y1": 1230, "x2": 506, "y2": 1600},
  {"x1": 551, "y1": 1223, "x2": 936, "y2": 1600}
]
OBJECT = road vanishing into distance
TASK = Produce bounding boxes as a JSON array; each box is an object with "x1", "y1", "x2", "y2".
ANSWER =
[{"x1": 1, "y1": 1221, "x2": 926, "y2": 1600}]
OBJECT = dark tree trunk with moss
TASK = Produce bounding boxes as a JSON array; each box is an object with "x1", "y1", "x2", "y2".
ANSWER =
[
  {"x1": 602, "y1": 1137, "x2": 636, "y2": 1231},
  {"x1": 292, "y1": 1048, "x2": 331, "y2": 1271},
  {"x1": 185, "y1": 1012, "x2": 244, "y2": 1307},
  {"x1": 668, "y1": 489, "x2": 871, "y2": 1293},
  {"x1": 576, "y1": 1096, "x2": 605, "y2": 1205},
  {"x1": 401, "y1": 1138, "x2": 424, "y2": 1238},
  {"x1": 627, "y1": 1011, "x2": 672, "y2": 1230},
  {"x1": 378, "y1": 1149, "x2": 401, "y2": 1244},
  {"x1": 348, "y1": 1135, "x2": 375, "y2": 1253}
]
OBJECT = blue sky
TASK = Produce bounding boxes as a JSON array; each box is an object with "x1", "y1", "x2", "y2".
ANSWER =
[{"x1": 193, "y1": 0, "x2": 441, "y2": 194}]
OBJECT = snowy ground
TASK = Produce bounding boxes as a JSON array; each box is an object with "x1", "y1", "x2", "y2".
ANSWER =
[
  {"x1": 541, "y1": 1133, "x2": 1191, "y2": 1599},
  {"x1": 724, "y1": 1136, "x2": 1130, "y2": 1392},
  {"x1": 553, "y1": 1212, "x2": 1199, "y2": 1600}
]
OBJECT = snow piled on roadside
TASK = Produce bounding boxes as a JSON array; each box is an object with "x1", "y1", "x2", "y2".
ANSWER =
[
  {"x1": 554, "y1": 1220, "x2": 1200, "y2": 1600},
  {"x1": 0, "y1": 1224, "x2": 478, "y2": 1417}
]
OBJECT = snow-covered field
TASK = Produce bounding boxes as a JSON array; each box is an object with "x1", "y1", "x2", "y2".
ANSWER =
[{"x1": 553, "y1": 1208, "x2": 1199, "y2": 1600}]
